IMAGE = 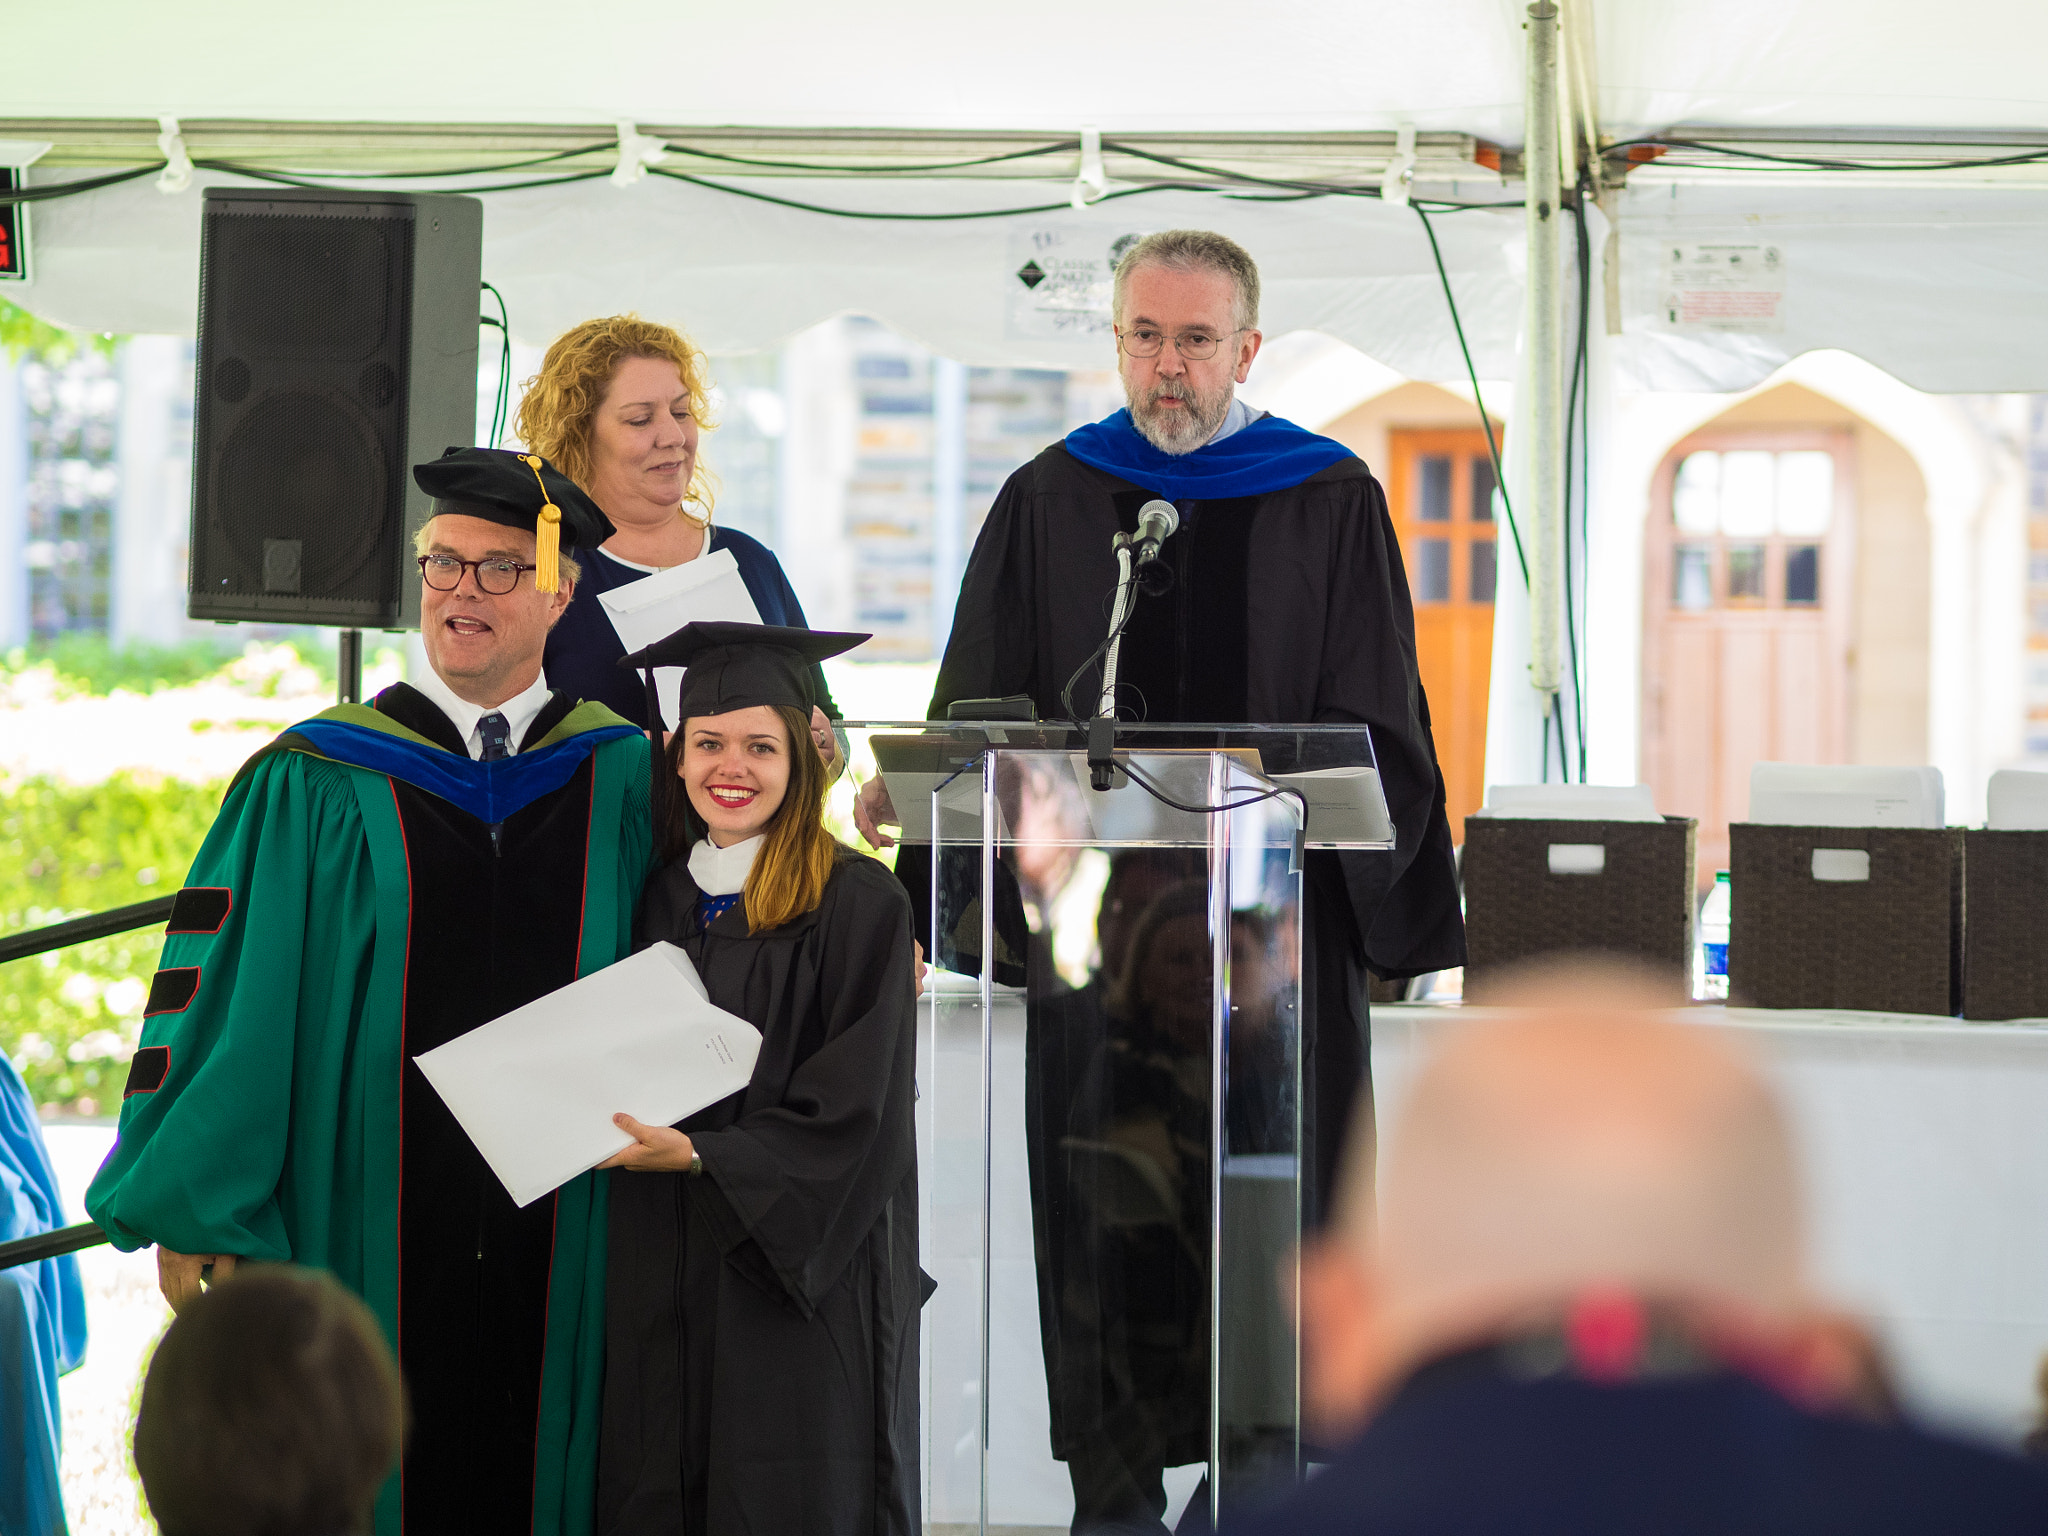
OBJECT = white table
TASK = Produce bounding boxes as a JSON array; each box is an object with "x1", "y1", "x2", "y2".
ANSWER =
[{"x1": 1374, "y1": 1004, "x2": 2048, "y2": 1442}]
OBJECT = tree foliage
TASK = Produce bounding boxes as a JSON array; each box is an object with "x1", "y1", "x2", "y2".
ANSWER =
[
  {"x1": 0, "y1": 297, "x2": 119, "y2": 364},
  {"x1": 1, "y1": 774, "x2": 224, "y2": 1112}
]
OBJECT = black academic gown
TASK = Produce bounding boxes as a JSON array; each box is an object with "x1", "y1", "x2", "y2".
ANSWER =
[
  {"x1": 927, "y1": 438, "x2": 1465, "y2": 1220},
  {"x1": 914, "y1": 438, "x2": 1465, "y2": 1527},
  {"x1": 599, "y1": 848, "x2": 922, "y2": 1536},
  {"x1": 373, "y1": 684, "x2": 634, "y2": 1534}
]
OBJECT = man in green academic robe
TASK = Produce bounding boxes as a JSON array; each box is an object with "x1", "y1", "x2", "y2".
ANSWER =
[{"x1": 88, "y1": 449, "x2": 651, "y2": 1536}]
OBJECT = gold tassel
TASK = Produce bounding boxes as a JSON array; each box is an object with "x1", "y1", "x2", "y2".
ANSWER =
[
  {"x1": 536, "y1": 503, "x2": 561, "y2": 592},
  {"x1": 520, "y1": 454, "x2": 563, "y2": 592}
]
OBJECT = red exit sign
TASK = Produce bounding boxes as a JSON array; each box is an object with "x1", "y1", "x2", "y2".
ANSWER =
[{"x1": 0, "y1": 169, "x2": 27, "y2": 282}]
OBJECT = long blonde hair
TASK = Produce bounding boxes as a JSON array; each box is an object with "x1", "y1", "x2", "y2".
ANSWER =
[
  {"x1": 666, "y1": 705, "x2": 839, "y2": 933},
  {"x1": 514, "y1": 315, "x2": 718, "y2": 522}
]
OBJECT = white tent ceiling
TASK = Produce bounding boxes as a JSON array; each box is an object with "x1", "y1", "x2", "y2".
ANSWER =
[
  {"x1": 5, "y1": 0, "x2": 2048, "y2": 390},
  {"x1": 8, "y1": 0, "x2": 2048, "y2": 140}
]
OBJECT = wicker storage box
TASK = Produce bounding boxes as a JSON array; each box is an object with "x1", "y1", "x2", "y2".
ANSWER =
[
  {"x1": 1963, "y1": 829, "x2": 2048, "y2": 1020},
  {"x1": 1463, "y1": 816, "x2": 1697, "y2": 992},
  {"x1": 1728, "y1": 824, "x2": 1961, "y2": 1015}
]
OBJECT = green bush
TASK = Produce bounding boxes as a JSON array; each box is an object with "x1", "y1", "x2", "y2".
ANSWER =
[
  {"x1": 1, "y1": 633, "x2": 342, "y2": 698},
  {"x1": 0, "y1": 774, "x2": 225, "y2": 1112}
]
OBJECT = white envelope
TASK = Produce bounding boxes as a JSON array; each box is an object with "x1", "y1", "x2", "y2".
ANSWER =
[
  {"x1": 1476, "y1": 783, "x2": 1664, "y2": 822},
  {"x1": 597, "y1": 549, "x2": 763, "y2": 726},
  {"x1": 1747, "y1": 763, "x2": 1944, "y2": 829},
  {"x1": 1988, "y1": 769, "x2": 2048, "y2": 830},
  {"x1": 413, "y1": 942, "x2": 761, "y2": 1207}
]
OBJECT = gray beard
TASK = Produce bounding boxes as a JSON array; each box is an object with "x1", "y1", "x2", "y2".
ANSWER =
[{"x1": 1126, "y1": 377, "x2": 1233, "y2": 455}]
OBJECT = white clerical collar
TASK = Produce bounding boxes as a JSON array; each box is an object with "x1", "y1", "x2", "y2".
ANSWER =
[
  {"x1": 1202, "y1": 394, "x2": 1259, "y2": 449},
  {"x1": 688, "y1": 834, "x2": 764, "y2": 896},
  {"x1": 409, "y1": 667, "x2": 554, "y2": 761}
]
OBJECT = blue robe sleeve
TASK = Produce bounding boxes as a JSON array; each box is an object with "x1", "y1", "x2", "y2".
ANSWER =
[{"x1": 0, "y1": 1053, "x2": 86, "y2": 1536}]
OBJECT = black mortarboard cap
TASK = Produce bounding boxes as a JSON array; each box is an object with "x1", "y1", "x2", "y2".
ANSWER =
[
  {"x1": 412, "y1": 447, "x2": 615, "y2": 592},
  {"x1": 620, "y1": 621, "x2": 867, "y2": 729},
  {"x1": 619, "y1": 621, "x2": 867, "y2": 859}
]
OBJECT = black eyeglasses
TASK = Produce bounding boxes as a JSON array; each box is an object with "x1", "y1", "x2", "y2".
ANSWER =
[
  {"x1": 418, "y1": 554, "x2": 537, "y2": 595},
  {"x1": 1116, "y1": 325, "x2": 1245, "y2": 360}
]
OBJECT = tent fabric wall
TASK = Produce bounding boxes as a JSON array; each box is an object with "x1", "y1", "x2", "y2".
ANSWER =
[
  {"x1": 18, "y1": 167, "x2": 2048, "y2": 396},
  {"x1": 5, "y1": 0, "x2": 2047, "y2": 140}
]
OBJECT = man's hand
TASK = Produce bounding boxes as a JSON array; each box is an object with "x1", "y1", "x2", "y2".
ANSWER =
[
  {"x1": 853, "y1": 774, "x2": 898, "y2": 849},
  {"x1": 157, "y1": 1247, "x2": 238, "y2": 1313},
  {"x1": 598, "y1": 1113, "x2": 696, "y2": 1173},
  {"x1": 810, "y1": 706, "x2": 838, "y2": 767},
  {"x1": 914, "y1": 939, "x2": 926, "y2": 999}
]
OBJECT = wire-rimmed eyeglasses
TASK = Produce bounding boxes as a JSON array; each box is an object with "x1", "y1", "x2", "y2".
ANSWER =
[
  {"x1": 1116, "y1": 325, "x2": 1246, "y2": 361},
  {"x1": 417, "y1": 553, "x2": 537, "y2": 595}
]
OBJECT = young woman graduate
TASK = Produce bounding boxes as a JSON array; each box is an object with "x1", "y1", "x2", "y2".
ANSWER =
[{"x1": 596, "y1": 621, "x2": 921, "y2": 1536}]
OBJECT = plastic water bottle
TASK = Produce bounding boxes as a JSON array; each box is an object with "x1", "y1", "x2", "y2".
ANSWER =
[{"x1": 1697, "y1": 871, "x2": 1731, "y2": 1001}]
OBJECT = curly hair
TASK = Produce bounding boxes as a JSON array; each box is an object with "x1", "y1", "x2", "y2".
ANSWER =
[{"x1": 513, "y1": 315, "x2": 720, "y2": 519}]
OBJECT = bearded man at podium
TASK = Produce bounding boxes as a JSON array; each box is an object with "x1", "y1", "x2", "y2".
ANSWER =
[{"x1": 855, "y1": 230, "x2": 1464, "y2": 1532}]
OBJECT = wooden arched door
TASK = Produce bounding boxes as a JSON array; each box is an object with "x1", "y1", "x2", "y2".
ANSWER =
[
  {"x1": 1641, "y1": 430, "x2": 1855, "y2": 885},
  {"x1": 1387, "y1": 428, "x2": 1499, "y2": 838}
]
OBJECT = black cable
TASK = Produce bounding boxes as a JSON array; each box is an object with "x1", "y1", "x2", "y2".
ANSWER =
[
  {"x1": 480, "y1": 280, "x2": 512, "y2": 447},
  {"x1": 237, "y1": 142, "x2": 617, "y2": 181},
  {"x1": 191, "y1": 160, "x2": 617, "y2": 196},
  {"x1": 646, "y1": 164, "x2": 1228, "y2": 220},
  {"x1": 1561, "y1": 180, "x2": 1592, "y2": 782},
  {"x1": 656, "y1": 137, "x2": 1082, "y2": 176},
  {"x1": 0, "y1": 163, "x2": 164, "y2": 204},
  {"x1": 1118, "y1": 757, "x2": 1308, "y2": 824},
  {"x1": 1412, "y1": 202, "x2": 1527, "y2": 587},
  {"x1": 1059, "y1": 571, "x2": 1147, "y2": 724},
  {"x1": 1603, "y1": 136, "x2": 2048, "y2": 173}
]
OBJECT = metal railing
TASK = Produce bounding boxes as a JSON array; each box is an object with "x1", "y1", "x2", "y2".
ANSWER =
[
  {"x1": 0, "y1": 898, "x2": 174, "y2": 1267},
  {"x1": 0, "y1": 895, "x2": 175, "y2": 967},
  {"x1": 0, "y1": 1221, "x2": 106, "y2": 1271}
]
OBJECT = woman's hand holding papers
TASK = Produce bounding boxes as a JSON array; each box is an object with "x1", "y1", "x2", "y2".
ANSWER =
[{"x1": 599, "y1": 1113, "x2": 696, "y2": 1173}]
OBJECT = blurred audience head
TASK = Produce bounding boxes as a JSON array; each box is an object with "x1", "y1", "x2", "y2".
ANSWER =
[
  {"x1": 135, "y1": 1266, "x2": 405, "y2": 1536},
  {"x1": 1302, "y1": 957, "x2": 1885, "y2": 1439}
]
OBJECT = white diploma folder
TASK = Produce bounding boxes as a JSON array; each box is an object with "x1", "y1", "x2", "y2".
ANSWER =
[
  {"x1": 597, "y1": 549, "x2": 763, "y2": 725},
  {"x1": 413, "y1": 942, "x2": 761, "y2": 1208}
]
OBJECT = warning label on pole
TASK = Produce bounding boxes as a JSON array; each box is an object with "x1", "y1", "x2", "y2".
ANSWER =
[{"x1": 1661, "y1": 243, "x2": 1784, "y2": 333}]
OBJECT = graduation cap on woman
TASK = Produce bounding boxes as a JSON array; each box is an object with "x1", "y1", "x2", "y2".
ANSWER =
[
  {"x1": 618, "y1": 621, "x2": 869, "y2": 853},
  {"x1": 412, "y1": 447, "x2": 614, "y2": 592}
]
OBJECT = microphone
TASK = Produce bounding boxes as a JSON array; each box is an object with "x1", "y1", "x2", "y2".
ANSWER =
[{"x1": 1120, "y1": 499, "x2": 1179, "y2": 567}]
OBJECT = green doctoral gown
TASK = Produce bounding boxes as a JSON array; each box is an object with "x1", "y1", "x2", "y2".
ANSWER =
[{"x1": 87, "y1": 684, "x2": 651, "y2": 1536}]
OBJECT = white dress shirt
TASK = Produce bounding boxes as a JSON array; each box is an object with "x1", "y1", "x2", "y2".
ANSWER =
[
  {"x1": 1203, "y1": 394, "x2": 1259, "y2": 448},
  {"x1": 408, "y1": 667, "x2": 556, "y2": 760}
]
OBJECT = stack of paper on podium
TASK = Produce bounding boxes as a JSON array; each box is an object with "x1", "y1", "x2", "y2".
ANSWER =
[
  {"x1": 1268, "y1": 765, "x2": 1394, "y2": 845},
  {"x1": 414, "y1": 942, "x2": 761, "y2": 1207},
  {"x1": 1475, "y1": 783, "x2": 1663, "y2": 822},
  {"x1": 597, "y1": 548, "x2": 762, "y2": 724},
  {"x1": 1747, "y1": 763, "x2": 1944, "y2": 828}
]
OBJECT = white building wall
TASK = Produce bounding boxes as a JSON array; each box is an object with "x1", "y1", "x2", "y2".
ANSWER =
[{"x1": 111, "y1": 336, "x2": 196, "y2": 647}]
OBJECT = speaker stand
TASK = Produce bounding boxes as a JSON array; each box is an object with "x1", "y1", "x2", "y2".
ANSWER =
[{"x1": 337, "y1": 629, "x2": 362, "y2": 706}]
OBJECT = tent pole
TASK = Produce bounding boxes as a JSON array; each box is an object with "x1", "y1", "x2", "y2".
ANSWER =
[{"x1": 1523, "y1": 1, "x2": 1565, "y2": 715}]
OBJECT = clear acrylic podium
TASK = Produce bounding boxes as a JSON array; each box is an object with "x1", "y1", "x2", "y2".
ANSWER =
[{"x1": 845, "y1": 723, "x2": 1392, "y2": 1535}]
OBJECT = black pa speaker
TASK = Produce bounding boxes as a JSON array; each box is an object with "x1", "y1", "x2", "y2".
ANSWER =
[{"x1": 188, "y1": 187, "x2": 482, "y2": 628}]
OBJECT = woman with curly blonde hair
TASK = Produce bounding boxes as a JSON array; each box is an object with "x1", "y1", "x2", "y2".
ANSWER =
[{"x1": 521, "y1": 315, "x2": 837, "y2": 739}]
